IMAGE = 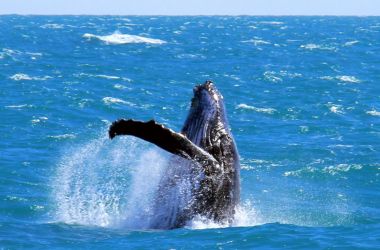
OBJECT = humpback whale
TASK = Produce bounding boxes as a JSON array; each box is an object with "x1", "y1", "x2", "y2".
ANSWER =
[{"x1": 109, "y1": 81, "x2": 240, "y2": 229}]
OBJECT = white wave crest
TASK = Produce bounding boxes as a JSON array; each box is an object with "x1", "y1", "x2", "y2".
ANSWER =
[
  {"x1": 113, "y1": 84, "x2": 127, "y2": 90},
  {"x1": 300, "y1": 43, "x2": 336, "y2": 51},
  {"x1": 31, "y1": 116, "x2": 48, "y2": 124},
  {"x1": 242, "y1": 39, "x2": 271, "y2": 46},
  {"x1": 263, "y1": 70, "x2": 302, "y2": 82},
  {"x1": 367, "y1": 110, "x2": 380, "y2": 116},
  {"x1": 326, "y1": 103, "x2": 344, "y2": 114},
  {"x1": 344, "y1": 40, "x2": 359, "y2": 46},
  {"x1": 284, "y1": 164, "x2": 363, "y2": 177},
  {"x1": 236, "y1": 104, "x2": 276, "y2": 114},
  {"x1": 1, "y1": 49, "x2": 43, "y2": 61},
  {"x1": 40, "y1": 23, "x2": 64, "y2": 29},
  {"x1": 263, "y1": 71, "x2": 283, "y2": 83},
  {"x1": 96, "y1": 74, "x2": 120, "y2": 80},
  {"x1": 74, "y1": 73, "x2": 131, "y2": 82},
  {"x1": 10, "y1": 73, "x2": 52, "y2": 81},
  {"x1": 320, "y1": 75, "x2": 361, "y2": 83},
  {"x1": 259, "y1": 21, "x2": 284, "y2": 25},
  {"x1": 336, "y1": 75, "x2": 361, "y2": 83},
  {"x1": 83, "y1": 33, "x2": 166, "y2": 45},
  {"x1": 10, "y1": 73, "x2": 32, "y2": 81},
  {"x1": 322, "y1": 164, "x2": 363, "y2": 175},
  {"x1": 48, "y1": 134, "x2": 76, "y2": 140},
  {"x1": 4, "y1": 104, "x2": 34, "y2": 109},
  {"x1": 102, "y1": 97, "x2": 135, "y2": 106}
]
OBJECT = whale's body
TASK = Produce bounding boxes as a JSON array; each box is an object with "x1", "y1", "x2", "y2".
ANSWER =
[{"x1": 109, "y1": 81, "x2": 240, "y2": 229}]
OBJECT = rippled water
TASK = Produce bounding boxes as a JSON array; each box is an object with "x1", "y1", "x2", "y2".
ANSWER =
[{"x1": 1, "y1": 15, "x2": 380, "y2": 248}]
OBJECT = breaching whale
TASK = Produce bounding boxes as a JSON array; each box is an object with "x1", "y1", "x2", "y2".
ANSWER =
[{"x1": 109, "y1": 81, "x2": 240, "y2": 229}]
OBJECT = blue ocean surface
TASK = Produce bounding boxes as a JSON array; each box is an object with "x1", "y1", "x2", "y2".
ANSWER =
[{"x1": 1, "y1": 15, "x2": 380, "y2": 249}]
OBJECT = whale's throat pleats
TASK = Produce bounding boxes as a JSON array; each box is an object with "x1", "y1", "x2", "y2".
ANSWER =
[{"x1": 182, "y1": 100, "x2": 218, "y2": 148}]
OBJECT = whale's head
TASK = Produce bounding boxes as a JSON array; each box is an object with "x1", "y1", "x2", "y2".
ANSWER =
[
  {"x1": 182, "y1": 81, "x2": 229, "y2": 146},
  {"x1": 191, "y1": 80, "x2": 223, "y2": 111}
]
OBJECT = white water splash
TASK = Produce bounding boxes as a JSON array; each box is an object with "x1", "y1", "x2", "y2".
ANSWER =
[
  {"x1": 186, "y1": 200, "x2": 263, "y2": 230},
  {"x1": 52, "y1": 134, "x2": 167, "y2": 228},
  {"x1": 52, "y1": 131, "x2": 262, "y2": 230}
]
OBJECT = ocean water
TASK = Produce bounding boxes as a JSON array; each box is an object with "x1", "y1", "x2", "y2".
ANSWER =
[{"x1": 1, "y1": 15, "x2": 380, "y2": 249}]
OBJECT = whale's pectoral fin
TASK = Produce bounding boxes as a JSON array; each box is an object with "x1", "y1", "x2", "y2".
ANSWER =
[{"x1": 109, "y1": 119, "x2": 220, "y2": 169}]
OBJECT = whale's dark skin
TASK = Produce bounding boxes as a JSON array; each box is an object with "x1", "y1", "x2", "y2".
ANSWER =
[{"x1": 109, "y1": 81, "x2": 240, "y2": 229}]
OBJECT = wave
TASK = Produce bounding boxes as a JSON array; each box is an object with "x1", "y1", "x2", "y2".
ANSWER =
[
  {"x1": 4, "y1": 104, "x2": 34, "y2": 109},
  {"x1": 40, "y1": 23, "x2": 64, "y2": 29},
  {"x1": 326, "y1": 103, "x2": 344, "y2": 114},
  {"x1": 320, "y1": 75, "x2": 361, "y2": 83},
  {"x1": 96, "y1": 74, "x2": 120, "y2": 80},
  {"x1": 31, "y1": 116, "x2": 48, "y2": 124},
  {"x1": 236, "y1": 104, "x2": 277, "y2": 114},
  {"x1": 113, "y1": 84, "x2": 128, "y2": 90},
  {"x1": 97, "y1": 74, "x2": 132, "y2": 82},
  {"x1": 263, "y1": 71, "x2": 283, "y2": 83},
  {"x1": 284, "y1": 164, "x2": 363, "y2": 177},
  {"x1": 344, "y1": 40, "x2": 359, "y2": 46},
  {"x1": 102, "y1": 97, "x2": 135, "y2": 106},
  {"x1": 74, "y1": 73, "x2": 132, "y2": 82},
  {"x1": 242, "y1": 39, "x2": 271, "y2": 46},
  {"x1": 259, "y1": 21, "x2": 284, "y2": 25},
  {"x1": 336, "y1": 75, "x2": 361, "y2": 83},
  {"x1": 1, "y1": 48, "x2": 43, "y2": 61},
  {"x1": 48, "y1": 134, "x2": 76, "y2": 140},
  {"x1": 262, "y1": 70, "x2": 303, "y2": 83},
  {"x1": 176, "y1": 53, "x2": 206, "y2": 59},
  {"x1": 83, "y1": 33, "x2": 166, "y2": 45},
  {"x1": 367, "y1": 110, "x2": 380, "y2": 116},
  {"x1": 300, "y1": 43, "x2": 336, "y2": 51},
  {"x1": 10, "y1": 73, "x2": 52, "y2": 81}
]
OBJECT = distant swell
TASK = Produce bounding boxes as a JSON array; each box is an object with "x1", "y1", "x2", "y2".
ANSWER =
[{"x1": 83, "y1": 32, "x2": 166, "y2": 45}]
